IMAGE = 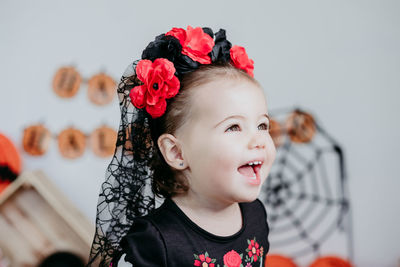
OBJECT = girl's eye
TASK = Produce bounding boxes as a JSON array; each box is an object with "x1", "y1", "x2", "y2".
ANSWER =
[
  {"x1": 258, "y1": 123, "x2": 269, "y2": 131},
  {"x1": 226, "y1": 124, "x2": 241, "y2": 132}
]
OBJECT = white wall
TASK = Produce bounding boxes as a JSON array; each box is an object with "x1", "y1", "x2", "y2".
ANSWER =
[{"x1": 1, "y1": 0, "x2": 399, "y2": 266}]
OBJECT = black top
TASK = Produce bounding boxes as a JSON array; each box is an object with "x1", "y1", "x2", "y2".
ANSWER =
[{"x1": 119, "y1": 198, "x2": 269, "y2": 267}]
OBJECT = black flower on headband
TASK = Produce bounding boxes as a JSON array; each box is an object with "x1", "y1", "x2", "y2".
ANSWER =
[
  {"x1": 141, "y1": 33, "x2": 200, "y2": 76},
  {"x1": 210, "y1": 29, "x2": 232, "y2": 64},
  {"x1": 141, "y1": 34, "x2": 182, "y2": 63}
]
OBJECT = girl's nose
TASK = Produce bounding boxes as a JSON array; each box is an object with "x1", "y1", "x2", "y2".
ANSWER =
[{"x1": 248, "y1": 132, "x2": 266, "y2": 150}]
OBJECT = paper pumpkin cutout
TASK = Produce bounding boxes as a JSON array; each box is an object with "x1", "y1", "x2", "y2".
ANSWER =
[
  {"x1": 309, "y1": 256, "x2": 353, "y2": 267},
  {"x1": 285, "y1": 110, "x2": 316, "y2": 143},
  {"x1": 87, "y1": 73, "x2": 116, "y2": 105},
  {"x1": 265, "y1": 254, "x2": 298, "y2": 267},
  {"x1": 23, "y1": 125, "x2": 52, "y2": 156},
  {"x1": 90, "y1": 126, "x2": 117, "y2": 157},
  {"x1": 57, "y1": 128, "x2": 86, "y2": 159},
  {"x1": 52, "y1": 66, "x2": 82, "y2": 98}
]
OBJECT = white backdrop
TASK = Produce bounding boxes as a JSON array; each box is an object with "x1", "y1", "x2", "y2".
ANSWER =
[{"x1": 1, "y1": 0, "x2": 399, "y2": 266}]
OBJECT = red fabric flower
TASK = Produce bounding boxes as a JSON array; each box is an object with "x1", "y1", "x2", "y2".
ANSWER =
[
  {"x1": 166, "y1": 26, "x2": 214, "y2": 64},
  {"x1": 129, "y1": 58, "x2": 180, "y2": 118},
  {"x1": 230, "y1": 45, "x2": 254, "y2": 77},
  {"x1": 247, "y1": 239, "x2": 260, "y2": 262},
  {"x1": 223, "y1": 250, "x2": 242, "y2": 267}
]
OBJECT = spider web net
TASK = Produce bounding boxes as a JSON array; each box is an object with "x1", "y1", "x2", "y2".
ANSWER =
[{"x1": 259, "y1": 107, "x2": 354, "y2": 265}]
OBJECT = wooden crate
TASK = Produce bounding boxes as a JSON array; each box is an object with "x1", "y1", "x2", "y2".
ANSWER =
[{"x1": 0, "y1": 170, "x2": 94, "y2": 266}]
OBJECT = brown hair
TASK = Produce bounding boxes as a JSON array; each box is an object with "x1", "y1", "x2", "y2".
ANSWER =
[{"x1": 148, "y1": 62, "x2": 260, "y2": 198}]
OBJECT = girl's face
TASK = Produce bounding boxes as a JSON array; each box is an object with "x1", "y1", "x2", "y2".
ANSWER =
[{"x1": 176, "y1": 78, "x2": 276, "y2": 205}]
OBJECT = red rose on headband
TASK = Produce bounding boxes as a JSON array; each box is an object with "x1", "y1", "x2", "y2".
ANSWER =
[
  {"x1": 223, "y1": 250, "x2": 242, "y2": 267},
  {"x1": 166, "y1": 26, "x2": 214, "y2": 64},
  {"x1": 130, "y1": 58, "x2": 180, "y2": 118},
  {"x1": 230, "y1": 45, "x2": 254, "y2": 77}
]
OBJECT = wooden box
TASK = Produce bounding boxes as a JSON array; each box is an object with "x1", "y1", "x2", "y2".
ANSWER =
[{"x1": 0, "y1": 170, "x2": 94, "y2": 266}]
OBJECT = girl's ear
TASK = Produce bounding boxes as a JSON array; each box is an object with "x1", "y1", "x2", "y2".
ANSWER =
[{"x1": 157, "y1": 133, "x2": 186, "y2": 170}]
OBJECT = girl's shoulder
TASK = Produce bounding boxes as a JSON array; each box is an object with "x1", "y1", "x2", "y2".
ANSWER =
[
  {"x1": 117, "y1": 198, "x2": 190, "y2": 266},
  {"x1": 119, "y1": 215, "x2": 168, "y2": 266}
]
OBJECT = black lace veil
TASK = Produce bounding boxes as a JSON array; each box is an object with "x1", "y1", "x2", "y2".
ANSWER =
[
  {"x1": 87, "y1": 60, "x2": 158, "y2": 267},
  {"x1": 87, "y1": 26, "x2": 241, "y2": 266}
]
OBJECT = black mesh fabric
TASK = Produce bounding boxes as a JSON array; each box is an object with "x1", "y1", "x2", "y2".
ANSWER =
[{"x1": 87, "y1": 60, "x2": 157, "y2": 267}]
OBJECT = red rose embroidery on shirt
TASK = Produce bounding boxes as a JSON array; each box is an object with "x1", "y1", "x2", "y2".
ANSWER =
[
  {"x1": 246, "y1": 238, "x2": 260, "y2": 262},
  {"x1": 223, "y1": 250, "x2": 243, "y2": 267},
  {"x1": 166, "y1": 26, "x2": 214, "y2": 64},
  {"x1": 193, "y1": 252, "x2": 216, "y2": 267},
  {"x1": 129, "y1": 58, "x2": 180, "y2": 118},
  {"x1": 230, "y1": 45, "x2": 254, "y2": 77}
]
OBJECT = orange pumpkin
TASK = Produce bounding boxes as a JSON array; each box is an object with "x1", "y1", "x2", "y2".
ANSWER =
[
  {"x1": 309, "y1": 256, "x2": 353, "y2": 267},
  {"x1": 0, "y1": 133, "x2": 22, "y2": 193},
  {"x1": 265, "y1": 254, "x2": 298, "y2": 267}
]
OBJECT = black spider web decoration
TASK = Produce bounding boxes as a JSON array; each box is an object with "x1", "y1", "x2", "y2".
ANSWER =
[{"x1": 259, "y1": 107, "x2": 354, "y2": 264}]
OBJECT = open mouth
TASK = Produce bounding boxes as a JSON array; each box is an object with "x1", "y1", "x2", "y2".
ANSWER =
[{"x1": 237, "y1": 161, "x2": 262, "y2": 184}]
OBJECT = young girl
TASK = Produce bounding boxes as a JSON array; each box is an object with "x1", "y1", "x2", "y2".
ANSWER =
[{"x1": 88, "y1": 25, "x2": 276, "y2": 267}]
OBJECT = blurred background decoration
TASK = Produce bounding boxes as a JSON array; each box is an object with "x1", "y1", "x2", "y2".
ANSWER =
[
  {"x1": 52, "y1": 66, "x2": 116, "y2": 106},
  {"x1": 22, "y1": 124, "x2": 117, "y2": 159},
  {"x1": 1, "y1": 1, "x2": 399, "y2": 266},
  {"x1": 261, "y1": 108, "x2": 352, "y2": 266},
  {"x1": 0, "y1": 133, "x2": 22, "y2": 194},
  {"x1": 0, "y1": 170, "x2": 93, "y2": 266}
]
